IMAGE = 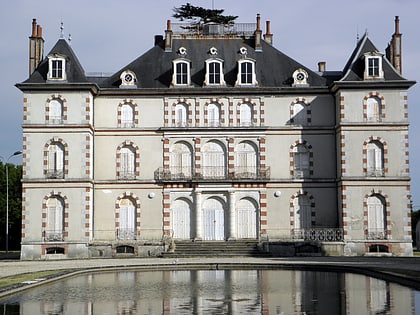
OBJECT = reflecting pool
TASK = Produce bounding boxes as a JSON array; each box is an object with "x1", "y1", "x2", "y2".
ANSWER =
[{"x1": 1, "y1": 269, "x2": 418, "y2": 314}]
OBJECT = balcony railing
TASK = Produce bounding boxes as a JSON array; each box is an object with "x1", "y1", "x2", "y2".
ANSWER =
[
  {"x1": 118, "y1": 171, "x2": 136, "y2": 180},
  {"x1": 154, "y1": 166, "x2": 270, "y2": 182},
  {"x1": 292, "y1": 228, "x2": 344, "y2": 242},
  {"x1": 365, "y1": 228, "x2": 387, "y2": 240},
  {"x1": 171, "y1": 22, "x2": 257, "y2": 37},
  {"x1": 46, "y1": 170, "x2": 64, "y2": 179},
  {"x1": 366, "y1": 168, "x2": 385, "y2": 177},
  {"x1": 43, "y1": 230, "x2": 64, "y2": 242},
  {"x1": 116, "y1": 228, "x2": 137, "y2": 240}
]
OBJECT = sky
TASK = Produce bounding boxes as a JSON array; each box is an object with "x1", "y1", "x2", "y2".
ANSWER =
[{"x1": 1, "y1": 0, "x2": 419, "y2": 208}]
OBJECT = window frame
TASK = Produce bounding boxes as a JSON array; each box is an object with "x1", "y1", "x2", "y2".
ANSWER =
[
  {"x1": 204, "y1": 58, "x2": 225, "y2": 86},
  {"x1": 47, "y1": 55, "x2": 67, "y2": 81},
  {"x1": 172, "y1": 59, "x2": 191, "y2": 86},
  {"x1": 236, "y1": 59, "x2": 258, "y2": 86},
  {"x1": 363, "y1": 53, "x2": 384, "y2": 80}
]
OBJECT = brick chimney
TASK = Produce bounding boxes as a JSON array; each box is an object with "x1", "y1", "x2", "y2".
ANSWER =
[
  {"x1": 386, "y1": 16, "x2": 402, "y2": 74},
  {"x1": 165, "y1": 20, "x2": 173, "y2": 52},
  {"x1": 29, "y1": 19, "x2": 44, "y2": 76},
  {"x1": 255, "y1": 14, "x2": 262, "y2": 52},
  {"x1": 263, "y1": 21, "x2": 273, "y2": 46}
]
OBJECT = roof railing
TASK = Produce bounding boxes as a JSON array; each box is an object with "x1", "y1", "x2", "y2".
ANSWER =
[{"x1": 171, "y1": 22, "x2": 257, "y2": 37}]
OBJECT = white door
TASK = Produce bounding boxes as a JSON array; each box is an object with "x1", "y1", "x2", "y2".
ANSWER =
[
  {"x1": 172, "y1": 199, "x2": 191, "y2": 239},
  {"x1": 203, "y1": 198, "x2": 225, "y2": 240},
  {"x1": 119, "y1": 198, "x2": 136, "y2": 240},
  {"x1": 236, "y1": 198, "x2": 257, "y2": 239}
]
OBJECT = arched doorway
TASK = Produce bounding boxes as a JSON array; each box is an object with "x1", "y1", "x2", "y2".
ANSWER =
[
  {"x1": 236, "y1": 198, "x2": 258, "y2": 239},
  {"x1": 202, "y1": 197, "x2": 225, "y2": 240},
  {"x1": 172, "y1": 198, "x2": 192, "y2": 239}
]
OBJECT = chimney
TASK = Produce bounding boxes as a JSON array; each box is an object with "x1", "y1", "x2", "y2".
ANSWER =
[
  {"x1": 264, "y1": 20, "x2": 273, "y2": 46},
  {"x1": 165, "y1": 19, "x2": 173, "y2": 52},
  {"x1": 29, "y1": 18, "x2": 44, "y2": 76},
  {"x1": 386, "y1": 16, "x2": 402, "y2": 74},
  {"x1": 318, "y1": 61, "x2": 326, "y2": 72},
  {"x1": 255, "y1": 14, "x2": 262, "y2": 52}
]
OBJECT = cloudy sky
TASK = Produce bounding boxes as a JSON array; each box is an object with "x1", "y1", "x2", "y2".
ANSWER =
[{"x1": 1, "y1": 0, "x2": 419, "y2": 207}]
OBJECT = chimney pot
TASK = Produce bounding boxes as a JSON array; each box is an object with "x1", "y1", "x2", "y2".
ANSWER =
[
  {"x1": 395, "y1": 16, "x2": 400, "y2": 34},
  {"x1": 31, "y1": 19, "x2": 37, "y2": 37},
  {"x1": 167, "y1": 20, "x2": 171, "y2": 31},
  {"x1": 266, "y1": 21, "x2": 271, "y2": 35},
  {"x1": 318, "y1": 61, "x2": 326, "y2": 72},
  {"x1": 256, "y1": 14, "x2": 261, "y2": 31},
  {"x1": 36, "y1": 25, "x2": 41, "y2": 38}
]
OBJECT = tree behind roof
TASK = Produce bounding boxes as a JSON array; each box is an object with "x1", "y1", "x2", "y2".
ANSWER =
[{"x1": 173, "y1": 3, "x2": 238, "y2": 25}]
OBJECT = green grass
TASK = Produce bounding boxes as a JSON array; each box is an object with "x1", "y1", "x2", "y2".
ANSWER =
[{"x1": 0, "y1": 270, "x2": 68, "y2": 288}]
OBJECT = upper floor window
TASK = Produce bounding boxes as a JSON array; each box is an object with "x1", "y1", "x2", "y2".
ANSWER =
[
  {"x1": 202, "y1": 141, "x2": 226, "y2": 179},
  {"x1": 367, "y1": 141, "x2": 384, "y2": 176},
  {"x1": 172, "y1": 59, "x2": 190, "y2": 86},
  {"x1": 47, "y1": 142, "x2": 65, "y2": 179},
  {"x1": 175, "y1": 103, "x2": 188, "y2": 127},
  {"x1": 121, "y1": 103, "x2": 134, "y2": 128},
  {"x1": 364, "y1": 53, "x2": 384, "y2": 80},
  {"x1": 48, "y1": 99, "x2": 63, "y2": 124},
  {"x1": 170, "y1": 142, "x2": 193, "y2": 178},
  {"x1": 204, "y1": 59, "x2": 225, "y2": 86},
  {"x1": 236, "y1": 59, "x2": 258, "y2": 86},
  {"x1": 366, "y1": 96, "x2": 382, "y2": 122},
  {"x1": 207, "y1": 103, "x2": 220, "y2": 127},
  {"x1": 293, "y1": 144, "x2": 310, "y2": 178},
  {"x1": 235, "y1": 141, "x2": 257, "y2": 178},
  {"x1": 120, "y1": 146, "x2": 136, "y2": 179},
  {"x1": 291, "y1": 102, "x2": 307, "y2": 125},
  {"x1": 47, "y1": 55, "x2": 66, "y2": 81},
  {"x1": 239, "y1": 103, "x2": 253, "y2": 127}
]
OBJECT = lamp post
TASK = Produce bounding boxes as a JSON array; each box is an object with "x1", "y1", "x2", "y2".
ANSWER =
[{"x1": 1, "y1": 151, "x2": 22, "y2": 253}]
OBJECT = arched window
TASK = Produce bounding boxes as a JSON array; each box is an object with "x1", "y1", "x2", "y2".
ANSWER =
[
  {"x1": 367, "y1": 97, "x2": 381, "y2": 122},
  {"x1": 293, "y1": 144, "x2": 310, "y2": 178},
  {"x1": 47, "y1": 142, "x2": 65, "y2": 178},
  {"x1": 239, "y1": 103, "x2": 253, "y2": 126},
  {"x1": 235, "y1": 142, "x2": 257, "y2": 178},
  {"x1": 120, "y1": 146, "x2": 136, "y2": 179},
  {"x1": 236, "y1": 59, "x2": 257, "y2": 86},
  {"x1": 202, "y1": 141, "x2": 226, "y2": 179},
  {"x1": 170, "y1": 142, "x2": 193, "y2": 178},
  {"x1": 367, "y1": 195, "x2": 386, "y2": 239},
  {"x1": 204, "y1": 59, "x2": 225, "y2": 86},
  {"x1": 49, "y1": 99, "x2": 63, "y2": 124},
  {"x1": 292, "y1": 102, "x2": 307, "y2": 125},
  {"x1": 172, "y1": 60, "x2": 190, "y2": 86},
  {"x1": 367, "y1": 141, "x2": 384, "y2": 176},
  {"x1": 207, "y1": 103, "x2": 220, "y2": 127},
  {"x1": 293, "y1": 194, "x2": 312, "y2": 230},
  {"x1": 45, "y1": 196, "x2": 64, "y2": 241},
  {"x1": 175, "y1": 103, "x2": 188, "y2": 127},
  {"x1": 118, "y1": 197, "x2": 136, "y2": 240},
  {"x1": 121, "y1": 103, "x2": 134, "y2": 128}
]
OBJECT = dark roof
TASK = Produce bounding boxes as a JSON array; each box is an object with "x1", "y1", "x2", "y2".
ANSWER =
[
  {"x1": 100, "y1": 37, "x2": 327, "y2": 88},
  {"x1": 341, "y1": 34, "x2": 406, "y2": 82},
  {"x1": 23, "y1": 38, "x2": 88, "y2": 84}
]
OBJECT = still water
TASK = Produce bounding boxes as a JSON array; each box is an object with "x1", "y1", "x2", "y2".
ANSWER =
[{"x1": 1, "y1": 269, "x2": 418, "y2": 314}]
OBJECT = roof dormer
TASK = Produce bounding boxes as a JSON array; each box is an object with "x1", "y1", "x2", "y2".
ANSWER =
[
  {"x1": 363, "y1": 52, "x2": 384, "y2": 80},
  {"x1": 47, "y1": 53, "x2": 67, "y2": 82}
]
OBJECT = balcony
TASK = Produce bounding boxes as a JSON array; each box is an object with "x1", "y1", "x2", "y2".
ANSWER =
[{"x1": 154, "y1": 166, "x2": 270, "y2": 182}]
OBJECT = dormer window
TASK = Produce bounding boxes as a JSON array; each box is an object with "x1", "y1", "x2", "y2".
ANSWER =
[
  {"x1": 47, "y1": 55, "x2": 66, "y2": 81},
  {"x1": 119, "y1": 70, "x2": 137, "y2": 88},
  {"x1": 172, "y1": 59, "x2": 191, "y2": 86},
  {"x1": 204, "y1": 59, "x2": 225, "y2": 86},
  {"x1": 236, "y1": 59, "x2": 258, "y2": 86},
  {"x1": 364, "y1": 52, "x2": 384, "y2": 80}
]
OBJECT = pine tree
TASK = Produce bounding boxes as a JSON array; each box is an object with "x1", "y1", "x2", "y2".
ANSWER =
[{"x1": 173, "y1": 3, "x2": 238, "y2": 25}]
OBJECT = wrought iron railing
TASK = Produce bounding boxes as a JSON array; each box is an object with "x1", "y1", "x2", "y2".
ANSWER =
[
  {"x1": 47, "y1": 116, "x2": 63, "y2": 124},
  {"x1": 171, "y1": 22, "x2": 257, "y2": 37},
  {"x1": 365, "y1": 228, "x2": 387, "y2": 240},
  {"x1": 292, "y1": 228, "x2": 344, "y2": 242},
  {"x1": 46, "y1": 169, "x2": 64, "y2": 179},
  {"x1": 154, "y1": 166, "x2": 270, "y2": 181},
  {"x1": 43, "y1": 230, "x2": 64, "y2": 241},
  {"x1": 366, "y1": 168, "x2": 385, "y2": 177},
  {"x1": 116, "y1": 228, "x2": 137, "y2": 240},
  {"x1": 118, "y1": 171, "x2": 136, "y2": 180}
]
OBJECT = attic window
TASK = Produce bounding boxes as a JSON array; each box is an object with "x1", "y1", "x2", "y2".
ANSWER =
[
  {"x1": 364, "y1": 53, "x2": 384, "y2": 80},
  {"x1": 47, "y1": 55, "x2": 66, "y2": 81},
  {"x1": 120, "y1": 70, "x2": 137, "y2": 88},
  {"x1": 236, "y1": 59, "x2": 258, "y2": 86},
  {"x1": 204, "y1": 59, "x2": 225, "y2": 86},
  {"x1": 172, "y1": 59, "x2": 191, "y2": 86}
]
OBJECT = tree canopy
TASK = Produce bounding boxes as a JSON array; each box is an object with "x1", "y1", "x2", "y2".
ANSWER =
[{"x1": 172, "y1": 3, "x2": 238, "y2": 25}]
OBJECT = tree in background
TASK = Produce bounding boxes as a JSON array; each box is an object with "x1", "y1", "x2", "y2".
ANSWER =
[
  {"x1": 0, "y1": 162, "x2": 22, "y2": 251},
  {"x1": 173, "y1": 3, "x2": 238, "y2": 25}
]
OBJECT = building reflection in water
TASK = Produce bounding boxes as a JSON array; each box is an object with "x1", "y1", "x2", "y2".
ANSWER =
[{"x1": 1, "y1": 269, "x2": 415, "y2": 314}]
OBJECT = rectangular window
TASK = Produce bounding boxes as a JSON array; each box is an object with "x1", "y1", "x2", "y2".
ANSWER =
[
  {"x1": 368, "y1": 58, "x2": 380, "y2": 77},
  {"x1": 240, "y1": 62, "x2": 253, "y2": 84},
  {"x1": 209, "y1": 62, "x2": 221, "y2": 84},
  {"x1": 176, "y1": 62, "x2": 188, "y2": 85},
  {"x1": 51, "y1": 60, "x2": 63, "y2": 78}
]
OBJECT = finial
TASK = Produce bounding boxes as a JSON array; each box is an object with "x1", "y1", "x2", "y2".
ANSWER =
[
  {"x1": 60, "y1": 21, "x2": 64, "y2": 38},
  {"x1": 68, "y1": 33, "x2": 72, "y2": 43}
]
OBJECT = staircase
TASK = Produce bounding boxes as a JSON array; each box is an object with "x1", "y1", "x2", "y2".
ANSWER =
[{"x1": 162, "y1": 240, "x2": 269, "y2": 258}]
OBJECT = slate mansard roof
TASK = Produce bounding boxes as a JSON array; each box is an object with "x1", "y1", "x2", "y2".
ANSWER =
[{"x1": 18, "y1": 20, "x2": 414, "y2": 91}]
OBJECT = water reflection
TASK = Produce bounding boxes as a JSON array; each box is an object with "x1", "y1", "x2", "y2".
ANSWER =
[{"x1": 1, "y1": 269, "x2": 416, "y2": 314}]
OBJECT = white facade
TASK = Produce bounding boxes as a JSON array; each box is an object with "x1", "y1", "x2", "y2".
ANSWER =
[{"x1": 17, "y1": 17, "x2": 414, "y2": 259}]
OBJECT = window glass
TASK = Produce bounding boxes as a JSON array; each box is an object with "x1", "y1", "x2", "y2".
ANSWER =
[
  {"x1": 120, "y1": 146, "x2": 136, "y2": 179},
  {"x1": 176, "y1": 62, "x2": 188, "y2": 85},
  {"x1": 46, "y1": 197, "x2": 64, "y2": 240},
  {"x1": 240, "y1": 103, "x2": 252, "y2": 126},
  {"x1": 51, "y1": 60, "x2": 63, "y2": 78},
  {"x1": 48, "y1": 143, "x2": 64, "y2": 178},
  {"x1": 240, "y1": 62, "x2": 253, "y2": 84},
  {"x1": 368, "y1": 58, "x2": 380, "y2": 76},
  {"x1": 121, "y1": 104, "x2": 134, "y2": 127},
  {"x1": 209, "y1": 62, "x2": 221, "y2": 84}
]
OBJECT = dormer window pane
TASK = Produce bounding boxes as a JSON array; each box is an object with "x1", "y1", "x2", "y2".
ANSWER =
[
  {"x1": 209, "y1": 62, "x2": 221, "y2": 84},
  {"x1": 176, "y1": 62, "x2": 188, "y2": 85},
  {"x1": 241, "y1": 62, "x2": 253, "y2": 84},
  {"x1": 368, "y1": 58, "x2": 380, "y2": 76},
  {"x1": 52, "y1": 60, "x2": 63, "y2": 78}
]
